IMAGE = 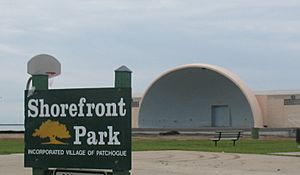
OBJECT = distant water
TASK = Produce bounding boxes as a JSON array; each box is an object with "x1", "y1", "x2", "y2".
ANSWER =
[{"x1": 0, "y1": 125, "x2": 24, "y2": 131}]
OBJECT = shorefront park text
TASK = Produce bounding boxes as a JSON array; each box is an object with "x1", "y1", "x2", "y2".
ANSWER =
[
  {"x1": 26, "y1": 97, "x2": 127, "y2": 145},
  {"x1": 27, "y1": 97, "x2": 127, "y2": 118}
]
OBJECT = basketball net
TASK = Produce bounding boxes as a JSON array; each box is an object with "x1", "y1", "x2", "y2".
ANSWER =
[{"x1": 46, "y1": 72, "x2": 56, "y2": 88}]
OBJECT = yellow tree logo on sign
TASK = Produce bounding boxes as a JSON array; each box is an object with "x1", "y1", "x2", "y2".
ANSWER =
[{"x1": 32, "y1": 120, "x2": 71, "y2": 145}]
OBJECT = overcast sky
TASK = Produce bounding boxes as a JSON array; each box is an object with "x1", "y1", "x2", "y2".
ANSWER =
[{"x1": 1, "y1": 0, "x2": 300, "y2": 124}]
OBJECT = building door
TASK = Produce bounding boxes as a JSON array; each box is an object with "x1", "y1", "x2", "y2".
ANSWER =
[{"x1": 211, "y1": 105, "x2": 231, "y2": 127}]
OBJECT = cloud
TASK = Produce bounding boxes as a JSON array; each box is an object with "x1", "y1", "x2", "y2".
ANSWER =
[{"x1": 0, "y1": 43, "x2": 32, "y2": 57}]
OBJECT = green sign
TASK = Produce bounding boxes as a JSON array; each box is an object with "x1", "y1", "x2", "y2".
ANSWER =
[{"x1": 24, "y1": 88, "x2": 131, "y2": 170}]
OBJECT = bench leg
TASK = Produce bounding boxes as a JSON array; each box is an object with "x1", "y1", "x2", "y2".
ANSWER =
[
  {"x1": 233, "y1": 140, "x2": 236, "y2": 146},
  {"x1": 214, "y1": 141, "x2": 217, "y2": 147}
]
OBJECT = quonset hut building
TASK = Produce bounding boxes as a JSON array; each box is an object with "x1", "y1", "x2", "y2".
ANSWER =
[{"x1": 131, "y1": 64, "x2": 300, "y2": 129}]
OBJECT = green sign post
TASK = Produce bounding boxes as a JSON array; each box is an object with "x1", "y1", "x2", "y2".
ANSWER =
[
  {"x1": 30, "y1": 74, "x2": 49, "y2": 175},
  {"x1": 25, "y1": 55, "x2": 132, "y2": 175},
  {"x1": 113, "y1": 66, "x2": 132, "y2": 175}
]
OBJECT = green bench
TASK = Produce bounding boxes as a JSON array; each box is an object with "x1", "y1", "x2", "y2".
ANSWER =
[{"x1": 211, "y1": 130, "x2": 242, "y2": 147}]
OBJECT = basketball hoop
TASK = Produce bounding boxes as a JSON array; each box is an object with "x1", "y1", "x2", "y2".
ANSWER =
[
  {"x1": 28, "y1": 54, "x2": 61, "y2": 79},
  {"x1": 46, "y1": 71, "x2": 57, "y2": 78},
  {"x1": 46, "y1": 72, "x2": 57, "y2": 88}
]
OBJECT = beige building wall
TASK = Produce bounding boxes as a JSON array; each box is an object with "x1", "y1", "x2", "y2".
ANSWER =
[
  {"x1": 255, "y1": 95, "x2": 268, "y2": 127},
  {"x1": 132, "y1": 107, "x2": 139, "y2": 128},
  {"x1": 284, "y1": 102, "x2": 300, "y2": 127},
  {"x1": 132, "y1": 97, "x2": 141, "y2": 128},
  {"x1": 267, "y1": 96, "x2": 285, "y2": 127},
  {"x1": 255, "y1": 93, "x2": 300, "y2": 128}
]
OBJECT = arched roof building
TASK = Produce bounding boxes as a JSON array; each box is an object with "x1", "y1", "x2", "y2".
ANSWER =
[{"x1": 138, "y1": 64, "x2": 263, "y2": 128}]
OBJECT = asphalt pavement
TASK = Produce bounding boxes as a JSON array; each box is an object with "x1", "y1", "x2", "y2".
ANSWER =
[{"x1": 1, "y1": 151, "x2": 300, "y2": 175}]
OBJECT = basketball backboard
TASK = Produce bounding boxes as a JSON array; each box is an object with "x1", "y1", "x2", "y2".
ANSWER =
[{"x1": 27, "y1": 54, "x2": 61, "y2": 78}]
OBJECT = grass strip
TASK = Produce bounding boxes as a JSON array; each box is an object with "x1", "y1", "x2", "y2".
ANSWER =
[
  {"x1": 132, "y1": 139, "x2": 300, "y2": 154},
  {"x1": 0, "y1": 139, "x2": 24, "y2": 154},
  {"x1": 0, "y1": 138, "x2": 299, "y2": 155}
]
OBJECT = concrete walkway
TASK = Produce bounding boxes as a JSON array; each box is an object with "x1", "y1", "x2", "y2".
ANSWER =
[
  {"x1": 1, "y1": 151, "x2": 300, "y2": 175},
  {"x1": 272, "y1": 152, "x2": 300, "y2": 156}
]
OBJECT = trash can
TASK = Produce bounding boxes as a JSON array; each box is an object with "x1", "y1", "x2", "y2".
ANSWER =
[
  {"x1": 251, "y1": 128, "x2": 259, "y2": 139},
  {"x1": 296, "y1": 128, "x2": 300, "y2": 144}
]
